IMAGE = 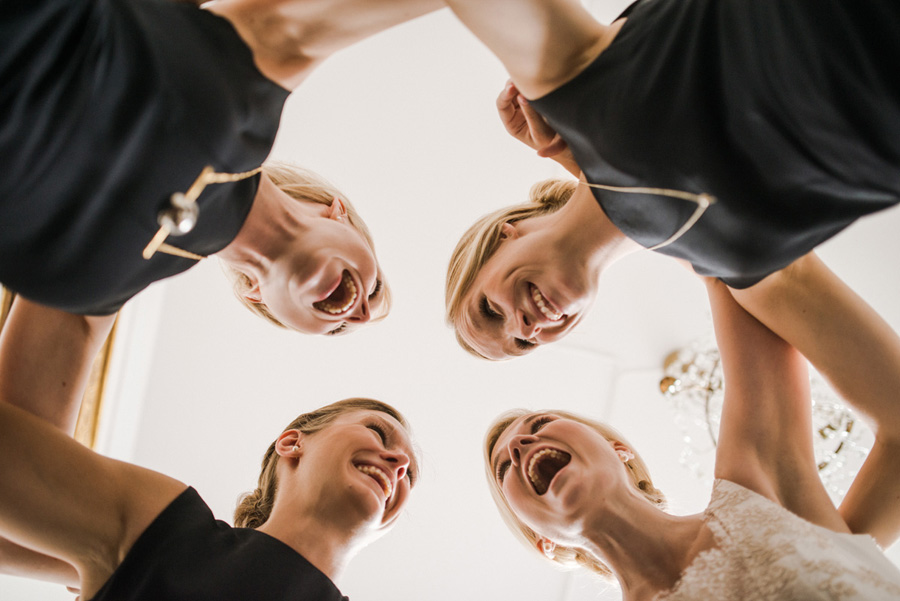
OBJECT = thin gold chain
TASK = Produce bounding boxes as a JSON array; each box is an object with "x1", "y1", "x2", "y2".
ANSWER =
[
  {"x1": 577, "y1": 179, "x2": 717, "y2": 251},
  {"x1": 143, "y1": 166, "x2": 263, "y2": 260}
]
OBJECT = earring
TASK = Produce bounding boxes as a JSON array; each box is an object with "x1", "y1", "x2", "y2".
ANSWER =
[
  {"x1": 291, "y1": 445, "x2": 299, "y2": 453},
  {"x1": 540, "y1": 539, "x2": 556, "y2": 559}
]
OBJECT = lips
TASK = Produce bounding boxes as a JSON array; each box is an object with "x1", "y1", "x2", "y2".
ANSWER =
[
  {"x1": 354, "y1": 463, "x2": 393, "y2": 500},
  {"x1": 313, "y1": 270, "x2": 358, "y2": 315},
  {"x1": 526, "y1": 448, "x2": 571, "y2": 495},
  {"x1": 529, "y1": 283, "x2": 564, "y2": 322}
]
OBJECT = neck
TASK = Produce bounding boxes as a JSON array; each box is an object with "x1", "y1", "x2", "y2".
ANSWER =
[
  {"x1": 552, "y1": 184, "x2": 642, "y2": 275},
  {"x1": 578, "y1": 492, "x2": 708, "y2": 601},
  {"x1": 215, "y1": 174, "x2": 317, "y2": 279},
  {"x1": 207, "y1": 0, "x2": 443, "y2": 89},
  {"x1": 258, "y1": 506, "x2": 363, "y2": 583}
]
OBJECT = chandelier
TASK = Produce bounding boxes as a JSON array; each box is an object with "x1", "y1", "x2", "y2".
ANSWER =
[{"x1": 659, "y1": 335, "x2": 873, "y2": 503}]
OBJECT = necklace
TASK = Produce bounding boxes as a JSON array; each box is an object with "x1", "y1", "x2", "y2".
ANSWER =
[
  {"x1": 142, "y1": 165, "x2": 263, "y2": 261},
  {"x1": 577, "y1": 180, "x2": 716, "y2": 251}
]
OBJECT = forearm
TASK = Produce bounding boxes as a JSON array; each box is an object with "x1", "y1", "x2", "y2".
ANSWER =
[
  {"x1": 0, "y1": 297, "x2": 116, "y2": 433},
  {"x1": 839, "y1": 438, "x2": 900, "y2": 547},
  {"x1": 729, "y1": 254, "x2": 900, "y2": 441}
]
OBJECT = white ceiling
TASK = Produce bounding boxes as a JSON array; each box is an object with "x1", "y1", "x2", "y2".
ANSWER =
[{"x1": 4, "y1": 3, "x2": 900, "y2": 600}]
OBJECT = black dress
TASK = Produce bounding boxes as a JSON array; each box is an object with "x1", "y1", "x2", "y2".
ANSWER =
[
  {"x1": 532, "y1": 0, "x2": 900, "y2": 288},
  {"x1": 0, "y1": 0, "x2": 290, "y2": 314},
  {"x1": 88, "y1": 488, "x2": 348, "y2": 601}
]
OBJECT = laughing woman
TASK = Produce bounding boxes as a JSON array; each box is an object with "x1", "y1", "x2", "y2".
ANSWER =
[
  {"x1": 444, "y1": 0, "x2": 900, "y2": 360},
  {"x1": 484, "y1": 278, "x2": 900, "y2": 599},
  {"x1": 0, "y1": 397, "x2": 418, "y2": 599}
]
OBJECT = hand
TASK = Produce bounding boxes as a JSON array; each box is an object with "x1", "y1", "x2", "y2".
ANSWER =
[{"x1": 496, "y1": 80, "x2": 568, "y2": 157}]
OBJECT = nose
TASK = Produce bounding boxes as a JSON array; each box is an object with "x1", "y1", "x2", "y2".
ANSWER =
[
  {"x1": 519, "y1": 312, "x2": 541, "y2": 339},
  {"x1": 507, "y1": 434, "x2": 537, "y2": 468},
  {"x1": 381, "y1": 448, "x2": 411, "y2": 481},
  {"x1": 347, "y1": 296, "x2": 371, "y2": 323}
]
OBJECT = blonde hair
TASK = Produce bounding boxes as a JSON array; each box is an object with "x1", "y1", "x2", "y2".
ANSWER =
[
  {"x1": 484, "y1": 409, "x2": 666, "y2": 579},
  {"x1": 445, "y1": 179, "x2": 576, "y2": 358},
  {"x1": 224, "y1": 160, "x2": 392, "y2": 330},
  {"x1": 234, "y1": 398, "x2": 413, "y2": 529}
]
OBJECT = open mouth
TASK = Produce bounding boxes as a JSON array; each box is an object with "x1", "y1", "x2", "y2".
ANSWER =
[
  {"x1": 354, "y1": 463, "x2": 392, "y2": 499},
  {"x1": 313, "y1": 270, "x2": 358, "y2": 315},
  {"x1": 527, "y1": 448, "x2": 571, "y2": 495},
  {"x1": 529, "y1": 284, "x2": 564, "y2": 322}
]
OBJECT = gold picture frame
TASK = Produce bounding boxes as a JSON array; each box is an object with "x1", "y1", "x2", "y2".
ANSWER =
[{"x1": 0, "y1": 288, "x2": 117, "y2": 449}]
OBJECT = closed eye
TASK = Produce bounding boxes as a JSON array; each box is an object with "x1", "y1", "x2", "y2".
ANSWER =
[
  {"x1": 366, "y1": 422, "x2": 388, "y2": 443},
  {"x1": 368, "y1": 279, "x2": 383, "y2": 301},
  {"x1": 326, "y1": 323, "x2": 348, "y2": 336},
  {"x1": 497, "y1": 460, "x2": 511, "y2": 484},
  {"x1": 514, "y1": 338, "x2": 536, "y2": 351},
  {"x1": 480, "y1": 296, "x2": 502, "y2": 321},
  {"x1": 531, "y1": 415, "x2": 553, "y2": 433}
]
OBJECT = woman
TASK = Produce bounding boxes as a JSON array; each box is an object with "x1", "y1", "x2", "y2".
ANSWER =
[
  {"x1": 1, "y1": 0, "x2": 443, "y2": 335},
  {"x1": 484, "y1": 278, "x2": 900, "y2": 599},
  {"x1": 444, "y1": 0, "x2": 900, "y2": 359},
  {"x1": 0, "y1": 396, "x2": 418, "y2": 599}
]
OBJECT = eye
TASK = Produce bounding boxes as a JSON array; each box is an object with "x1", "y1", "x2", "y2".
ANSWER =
[
  {"x1": 480, "y1": 296, "x2": 502, "y2": 321},
  {"x1": 531, "y1": 416, "x2": 553, "y2": 433},
  {"x1": 497, "y1": 460, "x2": 511, "y2": 484},
  {"x1": 326, "y1": 323, "x2": 348, "y2": 336},
  {"x1": 406, "y1": 468, "x2": 416, "y2": 486},
  {"x1": 514, "y1": 338, "x2": 537, "y2": 351},
  {"x1": 366, "y1": 422, "x2": 388, "y2": 443},
  {"x1": 368, "y1": 279, "x2": 383, "y2": 301}
]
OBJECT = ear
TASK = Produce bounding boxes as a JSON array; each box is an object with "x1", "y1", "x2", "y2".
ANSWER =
[
  {"x1": 242, "y1": 281, "x2": 263, "y2": 304},
  {"x1": 328, "y1": 196, "x2": 348, "y2": 221},
  {"x1": 274, "y1": 430, "x2": 305, "y2": 458},
  {"x1": 611, "y1": 441, "x2": 635, "y2": 463},
  {"x1": 499, "y1": 222, "x2": 519, "y2": 241},
  {"x1": 536, "y1": 537, "x2": 556, "y2": 559}
]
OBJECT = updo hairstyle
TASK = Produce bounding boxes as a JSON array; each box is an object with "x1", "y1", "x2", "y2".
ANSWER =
[
  {"x1": 234, "y1": 398, "x2": 410, "y2": 529},
  {"x1": 445, "y1": 178, "x2": 576, "y2": 358},
  {"x1": 484, "y1": 409, "x2": 666, "y2": 579}
]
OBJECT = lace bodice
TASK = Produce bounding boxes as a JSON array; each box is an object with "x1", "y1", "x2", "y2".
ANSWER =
[{"x1": 655, "y1": 480, "x2": 900, "y2": 601}]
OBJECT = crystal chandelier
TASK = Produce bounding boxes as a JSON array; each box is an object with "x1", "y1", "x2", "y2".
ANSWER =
[{"x1": 659, "y1": 334, "x2": 873, "y2": 503}]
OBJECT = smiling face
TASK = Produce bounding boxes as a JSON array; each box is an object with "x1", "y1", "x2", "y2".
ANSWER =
[
  {"x1": 254, "y1": 199, "x2": 389, "y2": 336},
  {"x1": 456, "y1": 219, "x2": 598, "y2": 360},
  {"x1": 288, "y1": 409, "x2": 419, "y2": 537},
  {"x1": 488, "y1": 412, "x2": 633, "y2": 543}
]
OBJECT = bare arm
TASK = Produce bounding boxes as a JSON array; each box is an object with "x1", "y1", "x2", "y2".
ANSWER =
[
  {"x1": 208, "y1": 0, "x2": 445, "y2": 89},
  {"x1": 0, "y1": 296, "x2": 116, "y2": 433},
  {"x1": 729, "y1": 253, "x2": 900, "y2": 546},
  {"x1": 0, "y1": 401, "x2": 186, "y2": 598},
  {"x1": 443, "y1": 0, "x2": 614, "y2": 98},
  {"x1": 707, "y1": 278, "x2": 848, "y2": 531}
]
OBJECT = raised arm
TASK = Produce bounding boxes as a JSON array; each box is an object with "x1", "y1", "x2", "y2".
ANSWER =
[
  {"x1": 0, "y1": 297, "x2": 116, "y2": 432},
  {"x1": 0, "y1": 297, "x2": 185, "y2": 594},
  {"x1": 729, "y1": 254, "x2": 900, "y2": 546},
  {"x1": 706, "y1": 279, "x2": 845, "y2": 532},
  {"x1": 208, "y1": 0, "x2": 445, "y2": 89},
  {"x1": 443, "y1": 0, "x2": 615, "y2": 98}
]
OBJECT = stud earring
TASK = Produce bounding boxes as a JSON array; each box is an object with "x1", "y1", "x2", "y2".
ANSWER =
[
  {"x1": 291, "y1": 445, "x2": 299, "y2": 453},
  {"x1": 540, "y1": 539, "x2": 556, "y2": 559},
  {"x1": 616, "y1": 449, "x2": 635, "y2": 463}
]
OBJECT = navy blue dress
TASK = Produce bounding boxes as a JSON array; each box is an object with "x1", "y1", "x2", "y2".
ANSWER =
[
  {"x1": 532, "y1": 0, "x2": 900, "y2": 288},
  {"x1": 0, "y1": 0, "x2": 290, "y2": 313},
  {"x1": 89, "y1": 488, "x2": 348, "y2": 601}
]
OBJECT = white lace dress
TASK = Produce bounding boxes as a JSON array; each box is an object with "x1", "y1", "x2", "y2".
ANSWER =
[{"x1": 656, "y1": 479, "x2": 900, "y2": 600}]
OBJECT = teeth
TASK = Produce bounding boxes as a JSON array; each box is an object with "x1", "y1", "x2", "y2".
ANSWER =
[
  {"x1": 316, "y1": 272, "x2": 358, "y2": 314},
  {"x1": 355, "y1": 464, "x2": 392, "y2": 499},
  {"x1": 531, "y1": 286, "x2": 563, "y2": 321},
  {"x1": 527, "y1": 449, "x2": 568, "y2": 495}
]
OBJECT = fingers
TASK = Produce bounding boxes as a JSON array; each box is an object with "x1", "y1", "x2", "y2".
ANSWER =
[
  {"x1": 518, "y1": 95, "x2": 568, "y2": 157},
  {"x1": 496, "y1": 80, "x2": 525, "y2": 135}
]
